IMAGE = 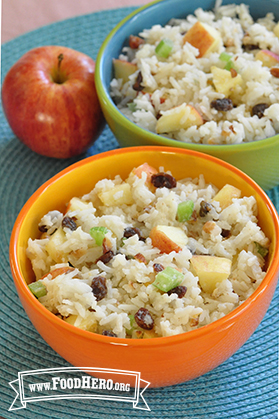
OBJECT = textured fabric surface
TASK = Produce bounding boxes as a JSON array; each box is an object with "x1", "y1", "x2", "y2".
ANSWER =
[{"x1": 0, "y1": 7, "x2": 278, "y2": 419}]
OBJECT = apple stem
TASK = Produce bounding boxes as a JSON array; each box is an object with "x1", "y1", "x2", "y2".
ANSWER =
[
  {"x1": 55, "y1": 53, "x2": 64, "y2": 84},
  {"x1": 58, "y1": 53, "x2": 64, "y2": 70}
]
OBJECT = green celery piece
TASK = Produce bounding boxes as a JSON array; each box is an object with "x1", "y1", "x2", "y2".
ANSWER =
[
  {"x1": 127, "y1": 102, "x2": 137, "y2": 112},
  {"x1": 126, "y1": 315, "x2": 136, "y2": 336},
  {"x1": 153, "y1": 266, "x2": 184, "y2": 292},
  {"x1": 177, "y1": 200, "x2": 194, "y2": 222},
  {"x1": 155, "y1": 38, "x2": 173, "y2": 59},
  {"x1": 219, "y1": 52, "x2": 236, "y2": 71},
  {"x1": 90, "y1": 226, "x2": 108, "y2": 246},
  {"x1": 254, "y1": 242, "x2": 269, "y2": 258},
  {"x1": 224, "y1": 60, "x2": 235, "y2": 71},
  {"x1": 120, "y1": 237, "x2": 127, "y2": 247},
  {"x1": 219, "y1": 52, "x2": 232, "y2": 62},
  {"x1": 28, "y1": 281, "x2": 47, "y2": 298}
]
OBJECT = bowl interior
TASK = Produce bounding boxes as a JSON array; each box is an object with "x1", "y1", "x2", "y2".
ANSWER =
[
  {"x1": 98, "y1": 0, "x2": 279, "y2": 108},
  {"x1": 12, "y1": 147, "x2": 278, "y2": 290}
]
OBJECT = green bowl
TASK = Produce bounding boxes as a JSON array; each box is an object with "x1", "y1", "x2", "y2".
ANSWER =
[{"x1": 95, "y1": 0, "x2": 279, "y2": 190}]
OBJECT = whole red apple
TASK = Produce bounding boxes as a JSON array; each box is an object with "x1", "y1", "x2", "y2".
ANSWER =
[{"x1": 2, "y1": 46, "x2": 105, "y2": 158}]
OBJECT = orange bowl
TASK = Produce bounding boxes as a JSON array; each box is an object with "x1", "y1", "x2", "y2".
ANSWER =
[{"x1": 9, "y1": 146, "x2": 279, "y2": 387}]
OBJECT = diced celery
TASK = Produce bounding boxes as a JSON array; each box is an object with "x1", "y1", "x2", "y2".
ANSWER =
[
  {"x1": 254, "y1": 242, "x2": 269, "y2": 258},
  {"x1": 120, "y1": 237, "x2": 127, "y2": 247},
  {"x1": 28, "y1": 281, "x2": 47, "y2": 298},
  {"x1": 153, "y1": 266, "x2": 184, "y2": 292},
  {"x1": 155, "y1": 38, "x2": 173, "y2": 58},
  {"x1": 177, "y1": 200, "x2": 194, "y2": 222},
  {"x1": 219, "y1": 52, "x2": 232, "y2": 62},
  {"x1": 219, "y1": 52, "x2": 237, "y2": 71},
  {"x1": 126, "y1": 314, "x2": 136, "y2": 336},
  {"x1": 90, "y1": 226, "x2": 108, "y2": 246},
  {"x1": 129, "y1": 314, "x2": 135, "y2": 327},
  {"x1": 127, "y1": 102, "x2": 137, "y2": 112},
  {"x1": 224, "y1": 60, "x2": 235, "y2": 71}
]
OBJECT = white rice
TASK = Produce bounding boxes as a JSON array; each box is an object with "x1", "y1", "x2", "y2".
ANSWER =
[
  {"x1": 110, "y1": 2, "x2": 279, "y2": 144},
  {"x1": 26, "y1": 164, "x2": 269, "y2": 338}
]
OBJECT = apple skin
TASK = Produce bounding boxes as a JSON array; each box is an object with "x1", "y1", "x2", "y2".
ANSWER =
[{"x1": 1, "y1": 46, "x2": 105, "y2": 158}]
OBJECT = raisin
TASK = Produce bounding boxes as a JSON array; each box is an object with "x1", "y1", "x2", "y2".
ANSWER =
[
  {"x1": 221, "y1": 228, "x2": 231, "y2": 238},
  {"x1": 91, "y1": 276, "x2": 107, "y2": 301},
  {"x1": 129, "y1": 35, "x2": 144, "y2": 49},
  {"x1": 134, "y1": 307, "x2": 154, "y2": 330},
  {"x1": 188, "y1": 210, "x2": 198, "y2": 224},
  {"x1": 102, "y1": 330, "x2": 117, "y2": 337},
  {"x1": 242, "y1": 43, "x2": 259, "y2": 51},
  {"x1": 62, "y1": 216, "x2": 77, "y2": 231},
  {"x1": 199, "y1": 201, "x2": 213, "y2": 217},
  {"x1": 123, "y1": 227, "x2": 145, "y2": 241},
  {"x1": 134, "y1": 253, "x2": 147, "y2": 264},
  {"x1": 38, "y1": 225, "x2": 48, "y2": 233},
  {"x1": 151, "y1": 172, "x2": 177, "y2": 189},
  {"x1": 270, "y1": 68, "x2": 279, "y2": 78},
  {"x1": 210, "y1": 98, "x2": 233, "y2": 111},
  {"x1": 251, "y1": 103, "x2": 269, "y2": 119},
  {"x1": 153, "y1": 263, "x2": 164, "y2": 273},
  {"x1": 97, "y1": 250, "x2": 114, "y2": 264},
  {"x1": 167, "y1": 285, "x2": 187, "y2": 298},
  {"x1": 133, "y1": 71, "x2": 144, "y2": 91}
]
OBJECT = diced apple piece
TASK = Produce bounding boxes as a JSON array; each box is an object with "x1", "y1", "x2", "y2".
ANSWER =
[
  {"x1": 113, "y1": 59, "x2": 137, "y2": 84},
  {"x1": 66, "y1": 197, "x2": 93, "y2": 213},
  {"x1": 45, "y1": 227, "x2": 67, "y2": 263},
  {"x1": 273, "y1": 23, "x2": 279, "y2": 38},
  {"x1": 190, "y1": 255, "x2": 232, "y2": 293},
  {"x1": 98, "y1": 183, "x2": 133, "y2": 206},
  {"x1": 211, "y1": 66, "x2": 243, "y2": 97},
  {"x1": 142, "y1": 329, "x2": 158, "y2": 338},
  {"x1": 134, "y1": 329, "x2": 158, "y2": 339},
  {"x1": 64, "y1": 315, "x2": 97, "y2": 332},
  {"x1": 150, "y1": 225, "x2": 188, "y2": 254},
  {"x1": 183, "y1": 21, "x2": 221, "y2": 57},
  {"x1": 212, "y1": 184, "x2": 241, "y2": 210},
  {"x1": 255, "y1": 49, "x2": 279, "y2": 68},
  {"x1": 156, "y1": 103, "x2": 203, "y2": 134},
  {"x1": 132, "y1": 163, "x2": 158, "y2": 190},
  {"x1": 64, "y1": 314, "x2": 78, "y2": 326}
]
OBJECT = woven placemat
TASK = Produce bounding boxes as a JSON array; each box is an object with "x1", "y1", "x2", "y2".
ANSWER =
[{"x1": 0, "y1": 6, "x2": 278, "y2": 419}]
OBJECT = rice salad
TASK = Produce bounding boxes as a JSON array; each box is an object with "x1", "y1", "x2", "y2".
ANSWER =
[
  {"x1": 110, "y1": 2, "x2": 279, "y2": 145},
  {"x1": 27, "y1": 163, "x2": 269, "y2": 339}
]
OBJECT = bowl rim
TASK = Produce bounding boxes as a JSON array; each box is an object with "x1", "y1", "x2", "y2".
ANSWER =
[
  {"x1": 94, "y1": 0, "x2": 279, "y2": 152},
  {"x1": 9, "y1": 146, "x2": 279, "y2": 347}
]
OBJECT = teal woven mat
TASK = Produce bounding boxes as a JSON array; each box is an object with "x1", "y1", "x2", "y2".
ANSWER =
[{"x1": 0, "y1": 6, "x2": 278, "y2": 419}]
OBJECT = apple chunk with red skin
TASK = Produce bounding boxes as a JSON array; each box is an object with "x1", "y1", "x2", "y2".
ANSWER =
[
  {"x1": 156, "y1": 103, "x2": 203, "y2": 134},
  {"x1": 183, "y1": 21, "x2": 221, "y2": 58},
  {"x1": 150, "y1": 225, "x2": 188, "y2": 254},
  {"x1": 1, "y1": 46, "x2": 105, "y2": 158},
  {"x1": 255, "y1": 49, "x2": 279, "y2": 68},
  {"x1": 132, "y1": 163, "x2": 158, "y2": 191}
]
